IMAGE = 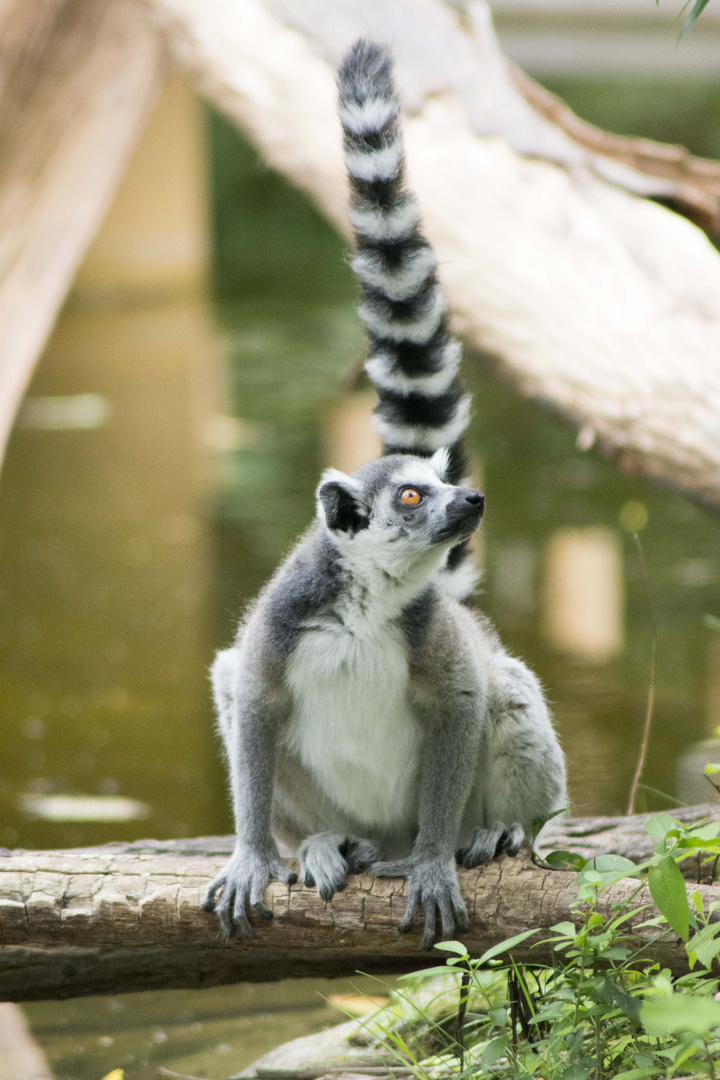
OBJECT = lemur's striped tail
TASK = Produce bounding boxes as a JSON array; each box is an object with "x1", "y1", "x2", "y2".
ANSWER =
[{"x1": 338, "y1": 39, "x2": 471, "y2": 486}]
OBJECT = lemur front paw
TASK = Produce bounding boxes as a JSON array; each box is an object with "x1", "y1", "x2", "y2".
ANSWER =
[
  {"x1": 456, "y1": 822, "x2": 524, "y2": 869},
  {"x1": 300, "y1": 833, "x2": 380, "y2": 900},
  {"x1": 373, "y1": 856, "x2": 470, "y2": 951},
  {"x1": 203, "y1": 845, "x2": 297, "y2": 938}
]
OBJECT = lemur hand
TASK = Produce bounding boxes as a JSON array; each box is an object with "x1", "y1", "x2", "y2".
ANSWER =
[
  {"x1": 203, "y1": 844, "x2": 297, "y2": 938},
  {"x1": 373, "y1": 855, "x2": 470, "y2": 950}
]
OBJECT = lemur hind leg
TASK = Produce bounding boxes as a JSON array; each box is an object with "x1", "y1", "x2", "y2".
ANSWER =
[
  {"x1": 457, "y1": 655, "x2": 567, "y2": 870},
  {"x1": 457, "y1": 821, "x2": 524, "y2": 868},
  {"x1": 299, "y1": 832, "x2": 380, "y2": 900},
  {"x1": 210, "y1": 647, "x2": 237, "y2": 752}
]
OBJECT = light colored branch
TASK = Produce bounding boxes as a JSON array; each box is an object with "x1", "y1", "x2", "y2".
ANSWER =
[
  {"x1": 0, "y1": 0, "x2": 164, "y2": 471},
  {"x1": 144, "y1": 0, "x2": 720, "y2": 509}
]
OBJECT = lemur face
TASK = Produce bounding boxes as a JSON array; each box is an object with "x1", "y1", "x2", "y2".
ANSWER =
[{"x1": 317, "y1": 449, "x2": 484, "y2": 577}]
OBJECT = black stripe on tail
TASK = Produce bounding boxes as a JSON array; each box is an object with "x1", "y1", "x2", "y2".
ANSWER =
[{"x1": 337, "y1": 38, "x2": 471, "y2": 486}]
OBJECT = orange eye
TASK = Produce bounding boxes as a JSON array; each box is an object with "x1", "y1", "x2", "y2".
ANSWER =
[{"x1": 400, "y1": 488, "x2": 422, "y2": 506}]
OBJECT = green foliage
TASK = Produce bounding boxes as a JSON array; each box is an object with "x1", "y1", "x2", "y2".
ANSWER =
[
  {"x1": 678, "y1": 0, "x2": 713, "y2": 39},
  {"x1": 358, "y1": 813, "x2": 720, "y2": 1078}
]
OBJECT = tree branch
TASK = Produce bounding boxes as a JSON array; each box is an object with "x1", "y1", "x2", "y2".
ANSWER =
[
  {"x1": 0, "y1": 0, "x2": 164, "y2": 471},
  {"x1": 1, "y1": 808, "x2": 718, "y2": 1002},
  {"x1": 143, "y1": 0, "x2": 720, "y2": 510}
]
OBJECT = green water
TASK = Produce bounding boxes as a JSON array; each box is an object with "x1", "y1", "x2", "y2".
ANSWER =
[{"x1": 1, "y1": 92, "x2": 720, "y2": 1078}]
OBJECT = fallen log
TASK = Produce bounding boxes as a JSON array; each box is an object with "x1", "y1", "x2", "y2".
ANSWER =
[
  {"x1": 1, "y1": 805, "x2": 719, "y2": 1002},
  {"x1": 142, "y1": 0, "x2": 720, "y2": 511}
]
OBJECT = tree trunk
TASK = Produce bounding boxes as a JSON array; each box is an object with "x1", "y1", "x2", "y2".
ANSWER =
[
  {"x1": 143, "y1": 0, "x2": 720, "y2": 511},
  {"x1": 1, "y1": 807, "x2": 719, "y2": 1002},
  {"x1": 0, "y1": 0, "x2": 164, "y2": 471}
]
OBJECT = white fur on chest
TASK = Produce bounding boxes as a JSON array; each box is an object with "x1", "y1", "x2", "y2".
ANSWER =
[{"x1": 284, "y1": 618, "x2": 421, "y2": 829}]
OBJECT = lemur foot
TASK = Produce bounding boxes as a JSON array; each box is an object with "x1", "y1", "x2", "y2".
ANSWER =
[
  {"x1": 456, "y1": 822, "x2": 524, "y2": 869},
  {"x1": 202, "y1": 844, "x2": 297, "y2": 938},
  {"x1": 300, "y1": 832, "x2": 379, "y2": 900},
  {"x1": 373, "y1": 856, "x2": 470, "y2": 951}
]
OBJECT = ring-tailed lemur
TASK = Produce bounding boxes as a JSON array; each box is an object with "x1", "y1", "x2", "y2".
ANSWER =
[{"x1": 204, "y1": 39, "x2": 566, "y2": 949}]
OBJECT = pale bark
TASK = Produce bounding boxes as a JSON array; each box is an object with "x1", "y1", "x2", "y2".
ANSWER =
[
  {"x1": 0, "y1": 0, "x2": 164, "y2": 471},
  {"x1": 142, "y1": 0, "x2": 720, "y2": 510},
  {"x1": 1, "y1": 810, "x2": 719, "y2": 1002},
  {"x1": 0, "y1": 1003, "x2": 54, "y2": 1080}
]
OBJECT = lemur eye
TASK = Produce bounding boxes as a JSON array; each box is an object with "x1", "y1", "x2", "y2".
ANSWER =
[{"x1": 400, "y1": 488, "x2": 422, "y2": 506}]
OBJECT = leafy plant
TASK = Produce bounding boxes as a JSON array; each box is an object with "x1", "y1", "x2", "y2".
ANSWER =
[
  {"x1": 677, "y1": 0, "x2": 713, "y2": 39},
  {"x1": 355, "y1": 812, "x2": 720, "y2": 1078}
]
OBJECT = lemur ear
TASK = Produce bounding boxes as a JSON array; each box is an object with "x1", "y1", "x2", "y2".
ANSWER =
[
  {"x1": 317, "y1": 470, "x2": 369, "y2": 534},
  {"x1": 430, "y1": 446, "x2": 451, "y2": 482}
]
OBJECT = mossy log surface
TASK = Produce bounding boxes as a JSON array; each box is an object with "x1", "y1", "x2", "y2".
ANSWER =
[{"x1": 1, "y1": 804, "x2": 719, "y2": 1002}]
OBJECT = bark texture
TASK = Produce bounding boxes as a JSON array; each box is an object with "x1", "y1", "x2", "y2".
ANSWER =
[
  {"x1": 142, "y1": 0, "x2": 720, "y2": 510},
  {"x1": 0, "y1": 0, "x2": 164, "y2": 470},
  {"x1": 1, "y1": 809, "x2": 719, "y2": 1002}
]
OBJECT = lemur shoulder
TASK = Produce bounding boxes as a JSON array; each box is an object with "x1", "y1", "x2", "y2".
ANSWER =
[{"x1": 204, "y1": 39, "x2": 567, "y2": 949}]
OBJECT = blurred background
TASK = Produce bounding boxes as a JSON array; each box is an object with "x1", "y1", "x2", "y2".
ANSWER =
[{"x1": 2, "y1": 1, "x2": 720, "y2": 1076}]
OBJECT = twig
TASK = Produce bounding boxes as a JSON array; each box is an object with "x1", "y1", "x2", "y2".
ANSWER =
[
  {"x1": 627, "y1": 533, "x2": 657, "y2": 816},
  {"x1": 456, "y1": 969, "x2": 471, "y2": 1070}
]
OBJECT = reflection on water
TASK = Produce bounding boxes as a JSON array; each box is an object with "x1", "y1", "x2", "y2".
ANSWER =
[
  {"x1": 0, "y1": 295, "x2": 229, "y2": 850},
  {"x1": 2, "y1": 81, "x2": 720, "y2": 1080},
  {"x1": 23, "y1": 977, "x2": 387, "y2": 1080}
]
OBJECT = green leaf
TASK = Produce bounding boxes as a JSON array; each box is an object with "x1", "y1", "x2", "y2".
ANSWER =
[
  {"x1": 592, "y1": 976, "x2": 642, "y2": 1022},
  {"x1": 433, "y1": 940, "x2": 468, "y2": 955},
  {"x1": 476, "y1": 927, "x2": 539, "y2": 966},
  {"x1": 602, "y1": 947, "x2": 631, "y2": 961},
  {"x1": 691, "y1": 821, "x2": 720, "y2": 840},
  {"x1": 577, "y1": 854, "x2": 639, "y2": 890},
  {"x1": 611, "y1": 980, "x2": 642, "y2": 1023},
  {"x1": 530, "y1": 999, "x2": 567, "y2": 1023},
  {"x1": 645, "y1": 814, "x2": 678, "y2": 841},
  {"x1": 562, "y1": 1067, "x2": 588, "y2": 1080},
  {"x1": 612, "y1": 1070, "x2": 657, "y2": 1080},
  {"x1": 641, "y1": 994, "x2": 720, "y2": 1036},
  {"x1": 705, "y1": 764, "x2": 720, "y2": 776},
  {"x1": 648, "y1": 854, "x2": 690, "y2": 940},
  {"x1": 686, "y1": 923, "x2": 720, "y2": 970},
  {"x1": 679, "y1": 0, "x2": 713, "y2": 39},
  {"x1": 530, "y1": 805, "x2": 567, "y2": 841},
  {"x1": 550, "y1": 921, "x2": 577, "y2": 938},
  {"x1": 544, "y1": 850, "x2": 587, "y2": 871},
  {"x1": 480, "y1": 1035, "x2": 508, "y2": 1070}
]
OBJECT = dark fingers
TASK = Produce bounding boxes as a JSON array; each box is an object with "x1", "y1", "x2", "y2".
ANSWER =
[
  {"x1": 439, "y1": 894, "x2": 455, "y2": 940},
  {"x1": 420, "y1": 901, "x2": 437, "y2": 951},
  {"x1": 202, "y1": 876, "x2": 226, "y2": 912},
  {"x1": 398, "y1": 890, "x2": 419, "y2": 933},
  {"x1": 252, "y1": 901, "x2": 273, "y2": 920}
]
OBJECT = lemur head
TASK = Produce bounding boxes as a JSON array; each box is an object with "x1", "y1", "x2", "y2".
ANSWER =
[{"x1": 316, "y1": 449, "x2": 484, "y2": 581}]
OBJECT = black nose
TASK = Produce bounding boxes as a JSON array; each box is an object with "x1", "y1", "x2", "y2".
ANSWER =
[{"x1": 465, "y1": 492, "x2": 484, "y2": 508}]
